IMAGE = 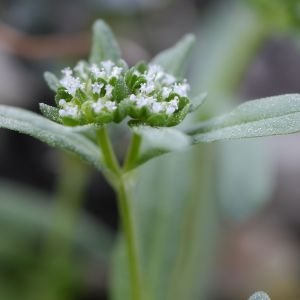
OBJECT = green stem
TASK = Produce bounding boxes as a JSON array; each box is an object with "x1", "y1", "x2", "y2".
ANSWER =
[
  {"x1": 123, "y1": 132, "x2": 142, "y2": 172},
  {"x1": 116, "y1": 177, "x2": 143, "y2": 300},
  {"x1": 97, "y1": 126, "x2": 143, "y2": 300},
  {"x1": 96, "y1": 126, "x2": 121, "y2": 177}
]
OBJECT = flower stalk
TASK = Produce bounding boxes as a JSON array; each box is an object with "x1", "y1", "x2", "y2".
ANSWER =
[{"x1": 97, "y1": 126, "x2": 143, "y2": 300}]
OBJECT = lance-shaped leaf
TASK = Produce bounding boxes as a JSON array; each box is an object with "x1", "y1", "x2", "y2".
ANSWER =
[
  {"x1": 151, "y1": 34, "x2": 196, "y2": 77},
  {"x1": 89, "y1": 19, "x2": 121, "y2": 64},
  {"x1": 186, "y1": 94, "x2": 300, "y2": 142},
  {"x1": 39, "y1": 103, "x2": 60, "y2": 123},
  {"x1": 44, "y1": 71, "x2": 60, "y2": 91},
  {"x1": 132, "y1": 126, "x2": 192, "y2": 168},
  {"x1": 0, "y1": 105, "x2": 103, "y2": 171},
  {"x1": 189, "y1": 93, "x2": 207, "y2": 113}
]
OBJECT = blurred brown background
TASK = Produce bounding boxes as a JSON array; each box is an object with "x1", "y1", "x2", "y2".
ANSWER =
[{"x1": 1, "y1": 0, "x2": 300, "y2": 299}]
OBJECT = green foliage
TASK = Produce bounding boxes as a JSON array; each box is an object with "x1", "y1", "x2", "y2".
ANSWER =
[
  {"x1": 39, "y1": 103, "x2": 60, "y2": 123},
  {"x1": 89, "y1": 19, "x2": 121, "y2": 63},
  {"x1": 0, "y1": 105, "x2": 104, "y2": 171},
  {"x1": 188, "y1": 94, "x2": 300, "y2": 142},
  {"x1": 151, "y1": 34, "x2": 196, "y2": 77},
  {"x1": 44, "y1": 72, "x2": 60, "y2": 92},
  {"x1": 248, "y1": 0, "x2": 300, "y2": 30},
  {"x1": 1, "y1": 14, "x2": 300, "y2": 300},
  {"x1": 132, "y1": 126, "x2": 191, "y2": 167}
]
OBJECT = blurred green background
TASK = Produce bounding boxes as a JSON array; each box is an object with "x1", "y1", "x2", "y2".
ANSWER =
[{"x1": 1, "y1": 0, "x2": 300, "y2": 299}]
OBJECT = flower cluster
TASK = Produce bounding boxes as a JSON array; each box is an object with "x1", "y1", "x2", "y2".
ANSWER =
[{"x1": 52, "y1": 59, "x2": 191, "y2": 127}]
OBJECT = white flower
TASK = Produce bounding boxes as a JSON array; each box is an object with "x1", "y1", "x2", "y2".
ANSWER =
[
  {"x1": 105, "y1": 101, "x2": 117, "y2": 112},
  {"x1": 165, "y1": 97, "x2": 179, "y2": 115},
  {"x1": 92, "y1": 99, "x2": 117, "y2": 113},
  {"x1": 134, "y1": 95, "x2": 155, "y2": 108},
  {"x1": 136, "y1": 96, "x2": 149, "y2": 108},
  {"x1": 129, "y1": 94, "x2": 137, "y2": 102},
  {"x1": 61, "y1": 67, "x2": 72, "y2": 77},
  {"x1": 91, "y1": 82, "x2": 104, "y2": 94},
  {"x1": 60, "y1": 75, "x2": 85, "y2": 97},
  {"x1": 173, "y1": 82, "x2": 190, "y2": 97},
  {"x1": 162, "y1": 87, "x2": 172, "y2": 99},
  {"x1": 105, "y1": 84, "x2": 113, "y2": 98},
  {"x1": 54, "y1": 59, "x2": 191, "y2": 126},
  {"x1": 145, "y1": 65, "x2": 164, "y2": 82},
  {"x1": 90, "y1": 64, "x2": 105, "y2": 78},
  {"x1": 102, "y1": 60, "x2": 114, "y2": 73},
  {"x1": 92, "y1": 101, "x2": 104, "y2": 113},
  {"x1": 58, "y1": 99, "x2": 66, "y2": 106},
  {"x1": 147, "y1": 65, "x2": 162, "y2": 76},
  {"x1": 140, "y1": 82, "x2": 155, "y2": 94},
  {"x1": 163, "y1": 74, "x2": 176, "y2": 85},
  {"x1": 152, "y1": 102, "x2": 164, "y2": 113},
  {"x1": 111, "y1": 66, "x2": 122, "y2": 78},
  {"x1": 59, "y1": 105, "x2": 79, "y2": 118}
]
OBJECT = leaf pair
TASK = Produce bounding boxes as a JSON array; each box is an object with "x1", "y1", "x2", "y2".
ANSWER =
[{"x1": 1, "y1": 20, "x2": 300, "y2": 172}]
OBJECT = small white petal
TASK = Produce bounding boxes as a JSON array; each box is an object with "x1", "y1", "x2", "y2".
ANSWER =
[
  {"x1": 136, "y1": 97, "x2": 149, "y2": 108},
  {"x1": 173, "y1": 83, "x2": 190, "y2": 97},
  {"x1": 61, "y1": 67, "x2": 72, "y2": 76},
  {"x1": 92, "y1": 101, "x2": 104, "y2": 113},
  {"x1": 60, "y1": 75, "x2": 84, "y2": 96},
  {"x1": 105, "y1": 84, "x2": 113, "y2": 98},
  {"x1": 101, "y1": 60, "x2": 114, "y2": 73},
  {"x1": 140, "y1": 83, "x2": 155, "y2": 94},
  {"x1": 165, "y1": 97, "x2": 179, "y2": 115},
  {"x1": 59, "y1": 105, "x2": 79, "y2": 118},
  {"x1": 152, "y1": 102, "x2": 164, "y2": 113},
  {"x1": 58, "y1": 99, "x2": 66, "y2": 106},
  {"x1": 111, "y1": 66, "x2": 122, "y2": 77},
  {"x1": 135, "y1": 95, "x2": 155, "y2": 108},
  {"x1": 59, "y1": 109, "x2": 66, "y2": 117},
  {"x1": 105, "y1": 101, "x2": 117, "y2": 112},
  {"x1": 165, "y1": 106, "x2": 176, "y2": 115},
  {"x1": 129, "y1": 94, "x2": 137, "y2": 102},
  {"x1": 148, "y1": 64, "x2": 162, "y2": 75},
  {"x1": 91, "y1": 82, "x2": 104, "y2": 94},
  {"x1": 163, "y1": 74, "x2": 176, "y2": 85},
  {"x1": 90, "y1": 64, "x2": 105, "y2": 78},
  {"x1": 162, "y1": 87, "x2": 172, "y2": 98}
]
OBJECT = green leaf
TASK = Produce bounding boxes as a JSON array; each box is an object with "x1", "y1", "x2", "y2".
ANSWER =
[
  {"x1": 0, "y1": 105, "x2": 103, "y2": 171},
  {"x1": 248, "y1": 291, "x2": 271, "y2": 300},
  {"x1": 39, "y1": 103, "x2": 61, "y2": 123},
  {"x1": 44, "y1": 71, "x2": 60, "y2": 91},
  {"x1": 89, "y1": 19, "x2": 121, "y2": 64},
  {"x1": 110, "y1": 146, "x2": 218, "y2": 300},
  {"x1": 151, "y1": 34, "x2": 196, "y2": 77},
  {"x1": 132, "y1": 126, "x2": 192, "y2": 167},
  {"x1": 189, "y1": 93, "x2": 207, "y2": 113},
  {"x1": 187, "y1": 94, "x2": 300, "y2": 142}
]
